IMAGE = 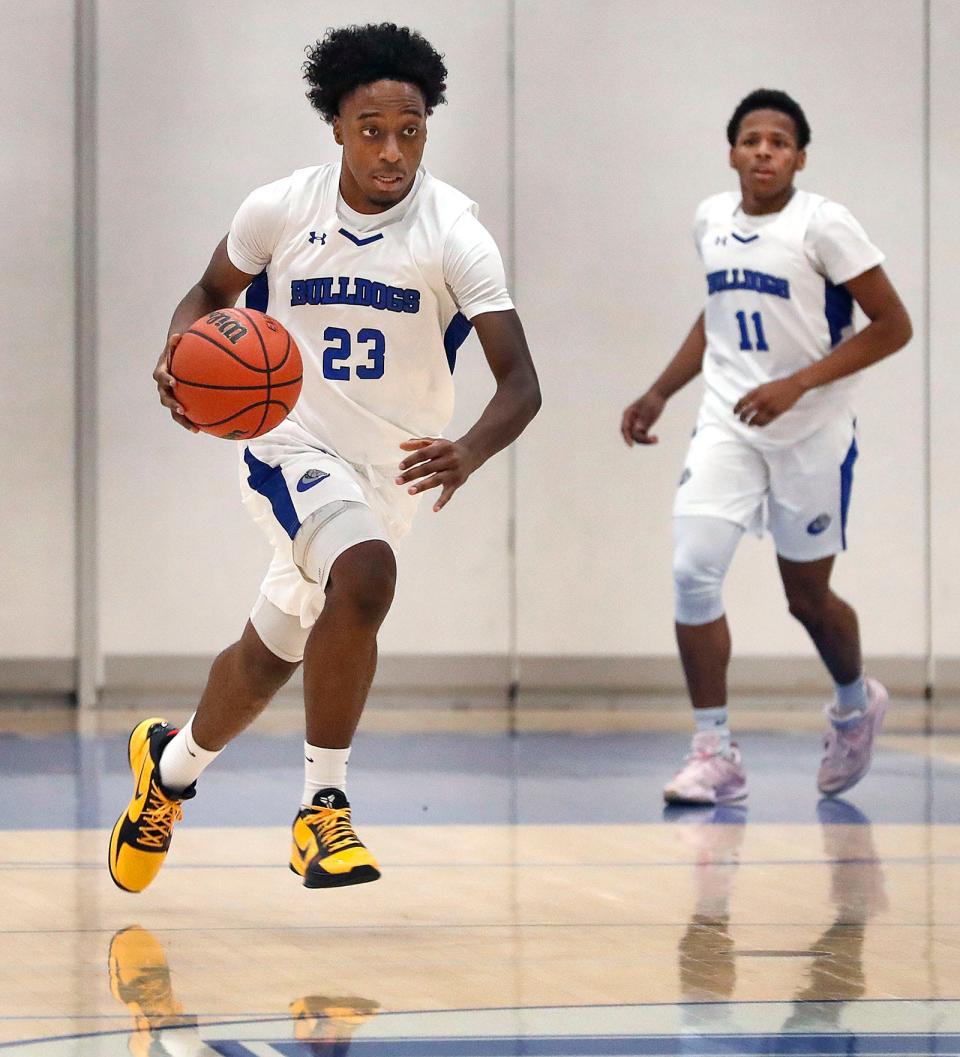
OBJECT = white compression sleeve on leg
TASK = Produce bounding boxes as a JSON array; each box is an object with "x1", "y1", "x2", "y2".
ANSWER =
[
  {"x1": 672, "y1": 516, "x2": 744, "y2": 626},
  {"x1": 292, "y1": 500, "x2": 390, "y2": 590}
]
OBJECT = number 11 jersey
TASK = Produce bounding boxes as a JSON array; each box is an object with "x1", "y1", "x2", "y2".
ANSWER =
[{"x1": 694, "y1": 189, "x2": 884, "y2": 447}]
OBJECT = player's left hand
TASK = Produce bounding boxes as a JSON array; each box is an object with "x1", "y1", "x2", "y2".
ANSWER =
[
  {"x1": 397, "y1": 437, "x2": 479, "y2": 512},
  {"x1": 734, "y1": 377, "x2": 806, "y2": 427}
]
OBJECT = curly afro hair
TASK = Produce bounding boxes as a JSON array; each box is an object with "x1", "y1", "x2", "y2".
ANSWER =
[
  {"x1": 303, "y1": 23, "x2": 448, "y2": 123},
  {"x1": 727, "y1": 89, "x2": 811, "y2": 150}
]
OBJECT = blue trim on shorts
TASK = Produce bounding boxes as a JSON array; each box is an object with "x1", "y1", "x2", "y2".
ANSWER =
[
  {"x1": 839, "y1": 433, "x2": 858, "y2": 548},
  {"x1": 243, "y1": 447, "x2": 301, "y2": 540}
]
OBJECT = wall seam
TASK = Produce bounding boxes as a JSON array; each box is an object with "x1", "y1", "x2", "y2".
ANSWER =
[
  {"x1": 923, "y1": 0, "x2": 934, "y2": 697},
  {"x1": 506, "y1": 0, "x2": 520, "y2": 721},
  {"x1": 74, "y1": 0, "x2": 99, "y2": 707}
]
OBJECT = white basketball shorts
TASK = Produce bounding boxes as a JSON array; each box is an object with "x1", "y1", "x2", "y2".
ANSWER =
[
  {"x1": 673, "y1": 409, "x2": 858, "y2": 562},
  {"x1": 239, "y1": 419, "x2": 419, "y2": 628}
]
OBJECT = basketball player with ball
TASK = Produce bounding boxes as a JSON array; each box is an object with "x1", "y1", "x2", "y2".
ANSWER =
[{"x1": 109, "y1": 23, "x2": 540, "y2": 893}]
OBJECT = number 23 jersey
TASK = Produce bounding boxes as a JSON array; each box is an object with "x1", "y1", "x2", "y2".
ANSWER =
[
  {"x1": 227, "y1": 163, "x2": 513, "y2": 466},
  {"x1": 694, "y1": 189, "x2": 884, "y2": 447}
]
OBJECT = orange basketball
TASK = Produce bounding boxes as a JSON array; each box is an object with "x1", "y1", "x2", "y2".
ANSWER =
[{"x1": 169, "y1": 308, "x2": 302, "y2": 439}]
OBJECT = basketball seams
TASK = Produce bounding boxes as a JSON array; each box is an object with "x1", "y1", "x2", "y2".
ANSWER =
[
  {"x1": 172, "y1": 307, "x2": 302, "y2": 439},
  {"x1": 168, "y1": 376, "x2": 303, "y2": 392},
  {"x1": 235, "y1": 308, "x2": 272, "y2": 437},
  {"x1": 179, "y1": 328, "x2": 273, "y2": 373},
  {"x1": 190, "y1": 400, "x2": 296, "y2": 430}
]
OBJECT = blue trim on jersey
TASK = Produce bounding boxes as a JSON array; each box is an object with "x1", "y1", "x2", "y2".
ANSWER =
[
  {"x1": 443, "y1": 311, "x2": 473, "y2": 373},
  {"x1": 245, "y1": 271, "x2": 269, "y2": 312},
  {"x1": 731, "y1": 231, "x2": 760, "y2": 244},
  {"x1": 825, "y1": 280, "x2": 854, "y2": 348},
  {"x1": 839, "y1": 433, "x2": 858, "y2": 549},
  {"x1": 243, "y1": 448, "x2": 301, "y2": 540},
  {"x1": 338, "y1": 227, "x2": 385, "y2": 247}
]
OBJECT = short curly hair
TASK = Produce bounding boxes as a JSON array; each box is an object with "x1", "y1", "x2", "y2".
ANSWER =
[
  {"x1": 727, "y1": 89, "x2": 811, "y2": 150},
  {"x1": 303, "y1": 23, "x2": 448, "y2": 123}
]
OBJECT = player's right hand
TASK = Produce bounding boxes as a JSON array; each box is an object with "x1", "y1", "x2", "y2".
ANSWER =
[
  {"x1": 153, "y1": 335, "x2": 199, "y2": 433},
  {"x1": 620, "y1": 390, "x2": 665, "y2": 446}
]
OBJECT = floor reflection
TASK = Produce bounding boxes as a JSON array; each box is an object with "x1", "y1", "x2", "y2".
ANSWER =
[
  {"x1": 668, "y1": 803, "x2": 747, "y2": 1035},
  {"x1": 107, "y1": 925, "x2": 381, "y2": 1055},
  {"x1": 781, "y1": 798, "x2": 888, "y2": 1034},
  {"x1": 668, "y1": 796, "x2": 891, "y2": 1046}
]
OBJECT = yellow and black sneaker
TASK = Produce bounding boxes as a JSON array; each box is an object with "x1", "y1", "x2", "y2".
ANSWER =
[
  {"x1": 290, "y1": 788, "x2": 381, "y2": 888},
  {"x1": 289, "y1": 994, "x2": 381, "y2": 1041},
  {"x1": 108, "y1": 925, "x2": 197, "y2": 1056},
  {"x1": 108, "y1": 718, "x2": 195, "y2": 893}
]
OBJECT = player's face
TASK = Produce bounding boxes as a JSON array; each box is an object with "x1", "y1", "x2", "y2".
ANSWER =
[
  {"x1": 333, "y1": 80, "x2": 427, "y2": 213},
  {"x1": 729, "y1": 109, "x2": 806, "y2": 212}
]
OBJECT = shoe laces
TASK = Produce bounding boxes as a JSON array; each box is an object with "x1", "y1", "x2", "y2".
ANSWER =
[
  {"x1": 303, "y1": 806, "x2": 359, "y2": 853},
  {"x1": 823, "y1": 720, "x2": 862, "y2": 761},
  {"x1": 139, "y1": 788, "x2": 184, "y2": 849}
]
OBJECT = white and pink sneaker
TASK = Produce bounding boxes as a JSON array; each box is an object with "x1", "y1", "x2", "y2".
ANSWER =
[
  {"x1": 817, "y1": 677, "x2": 888, "y2": 796},
  {"x1": 663, "y1": 732, "x2": 748, "y2": 805}
]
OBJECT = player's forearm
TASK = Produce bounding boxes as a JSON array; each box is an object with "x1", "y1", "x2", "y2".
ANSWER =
[
  {"x1": 649, "y1": 313, "x2": 706, "y2": 400},
  {"x1": 792, "y1": 310, "x2": 913, "y2": 392},
  {"x1": 456, "y1": 369, "x2": 541, "y2": 468},
  {"x1": 166, "y1": 284, "x2": 223, "y2": 342}
]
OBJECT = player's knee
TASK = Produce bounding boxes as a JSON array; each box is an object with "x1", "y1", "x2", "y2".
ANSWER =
[
  {"x1": 673, "y1": 548, "x2": 726, "y2": 626},
  {"x1": 248, "y1": 596, "x2": 310, "y2": 666},
  {"x1": 327, "y1": 540, "x2": 397, "y2": 626},
  {"x1": 785, "y1": 589, "x2": 828, "y2": 629}
]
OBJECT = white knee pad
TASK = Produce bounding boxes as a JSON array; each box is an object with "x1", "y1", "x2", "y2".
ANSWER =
[
  {"x1": 292, "y1": 499, "x2": 391, "y2": 590},
  {"x1": 672, "y1": 516, "x2": 744, "y2": 626},
  {"x1": 250, "y1": 594, "x2": 310, "y2": 663}
]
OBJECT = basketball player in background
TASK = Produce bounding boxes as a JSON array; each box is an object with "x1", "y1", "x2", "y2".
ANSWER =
[
  {"x1": 109, "y1": 22, "x2": 540, "y2": 892},
  {"x1": 620, "y1": 89, "x2": 911, "y2": 806}
]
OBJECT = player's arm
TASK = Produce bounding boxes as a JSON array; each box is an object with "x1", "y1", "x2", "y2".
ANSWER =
[
  {"x1": 154, "y1": 236, "x2": 259, "y2": 431},
  {"x1": 397, "y1": 308, "x2": 541, "y2": 512},
  {"x1": 733, "y1": 265, "x2": 912, "y2": 427},
  {"x1": 621, "y1": 312, "x2": 706, "y2": 446}
]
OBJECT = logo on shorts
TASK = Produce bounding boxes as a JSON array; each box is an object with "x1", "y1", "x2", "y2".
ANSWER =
[
  {"x1": 296, "y1": 469, "x2": 330, "y2": 492},
  {"x1": 678, "y1": 467, "x2": 692, "y2": 487},
  {"x1": 807, "y1": 513, "x2": 832, "y2": 535}
]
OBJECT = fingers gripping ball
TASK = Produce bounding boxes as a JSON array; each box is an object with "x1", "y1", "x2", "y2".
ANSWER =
[{"x1": 170, "y1": 309, "x2": 302, "y2": 439}]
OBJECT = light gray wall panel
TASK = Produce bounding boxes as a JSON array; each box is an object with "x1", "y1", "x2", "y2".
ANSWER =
[
  {"x1": 0, "y1": 3, "x2": 75, "y2": 658},
  {"x1": 930, "y1": 0, "x2": 960, "y2": 660},
  {"x1": 515, "y1": 0, "x2": 927, "y2": 661}
]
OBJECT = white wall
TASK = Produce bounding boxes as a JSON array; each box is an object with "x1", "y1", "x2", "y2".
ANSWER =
[
  {"x1": 514, "y1": 0, "x2": 926, "y2": 658},
  {"x1": 5, "y1": 0, "x2": 953, "y2": 682},
  {"x1": 0, "y1": 2, "x2": 75, "y2": 658},
  {"x1": 95, "y1": 0, "x2": 512, "y2": 656},
  {"x1": 931, "y1": 0, "x2": 960, "y2": 660}
]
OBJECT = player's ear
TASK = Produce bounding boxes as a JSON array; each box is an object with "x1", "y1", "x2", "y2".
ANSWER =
[
  {"x1": 332, "y1": 115, "x2": 344, "y2": 146},
  {"x1": 795, "y1": 149, "x2": 807, "y2": 172},
  {"x1": 728, "y1": 147, "x2": 736, "y2": 170}
]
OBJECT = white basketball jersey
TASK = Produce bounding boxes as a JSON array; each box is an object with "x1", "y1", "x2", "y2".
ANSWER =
[
  {"x1": 230, "y1": 164, "x2": 483, "y2": 465},
  {"x1": 695, "y1": 189, "x2": 884, "y2": 446}
]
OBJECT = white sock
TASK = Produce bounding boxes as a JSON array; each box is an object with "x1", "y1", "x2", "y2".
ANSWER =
[
  {"x1": 302, "y1": 743, "x2": 350, "y2": 806},
  {"x1": 833, "y1": 675, "x2": 868, "y2": 717},
  {"x1": 693, "y1": 706, "x2": 732, "y2": 753},
  {"x1": 158, "y1": 714, "x2": 222, "y2": 793}
]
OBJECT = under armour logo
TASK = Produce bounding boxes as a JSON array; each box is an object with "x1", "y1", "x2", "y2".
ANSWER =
[
  {"x1": 308, "y1": 231, "x2": 326, "y2": 244},
  {"x1": 715, "y1": 235, "x2": 727, "y2": 246}
]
